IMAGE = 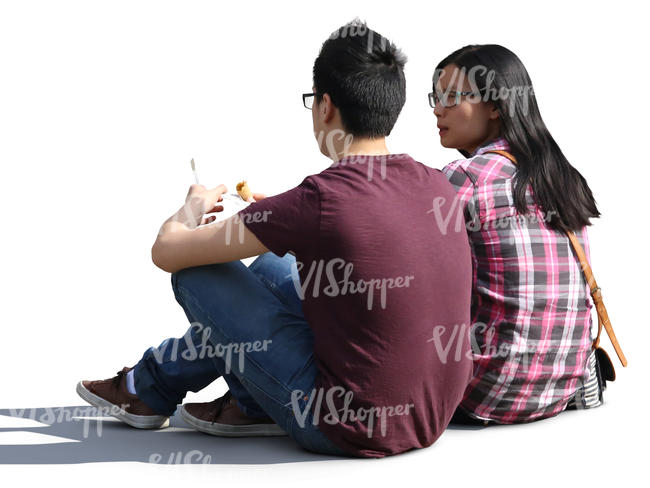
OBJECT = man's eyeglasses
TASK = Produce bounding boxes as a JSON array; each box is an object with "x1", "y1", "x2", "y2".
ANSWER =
[
  {"x1": 428, "y1": 89, "x2": 483, "y2": 109},
  {"x1": 302, "y1": 92, "x2": 316, "y2": 110}
]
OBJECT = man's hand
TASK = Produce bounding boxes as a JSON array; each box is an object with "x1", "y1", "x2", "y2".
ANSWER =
[{"x1": 175, "y1": 184, "x2": 228, "y2": 229}]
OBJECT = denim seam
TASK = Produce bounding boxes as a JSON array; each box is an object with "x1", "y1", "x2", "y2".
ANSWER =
[
  {"x1": 248, "y1": 254, "x2": 304, "y2": 319},
  {"x1": 256, "y1": 274, "x2": 300, "y2": 313},
  {"x1": 237, "y1": 375, "x2": 296, "y2": 435}
]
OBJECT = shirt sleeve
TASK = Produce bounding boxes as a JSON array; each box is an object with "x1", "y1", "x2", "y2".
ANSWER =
[
  {"x1": 235, "y1": 175, "x2": 321, "y2": 257},
  {"x1": 441, "y1": 160, "x2": 479, "y2": 232}
]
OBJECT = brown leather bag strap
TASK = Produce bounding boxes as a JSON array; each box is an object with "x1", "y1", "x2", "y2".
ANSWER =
[
  {"x1": 484, "y1": 149, "x2": 628, "y2": 367},
  {"x1": 484, "y1": 149, "x2": 516, "y2": 163},
  {"x1": 565, "y1": 232, "x2": 627, "y2": 366}
]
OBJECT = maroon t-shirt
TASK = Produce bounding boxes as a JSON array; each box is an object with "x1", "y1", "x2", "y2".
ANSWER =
[{"x1": 237, "y1": 153, "x2": 473, "y2": 458}]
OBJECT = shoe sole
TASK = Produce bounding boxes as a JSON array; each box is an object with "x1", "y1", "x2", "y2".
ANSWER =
[
  {"x1": 76, "y1": 381, "x2": 170, "y2": 429},
  {"x1": 179, "y1": 405, "x2": 287, "y2": 437}
]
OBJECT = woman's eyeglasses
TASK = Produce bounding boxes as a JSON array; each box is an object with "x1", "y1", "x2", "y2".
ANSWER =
[{"x1": 428, "y1": 89, "x2": 483, "y2": 108}]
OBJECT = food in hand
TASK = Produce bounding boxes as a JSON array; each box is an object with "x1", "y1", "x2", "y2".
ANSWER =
[{"x1": 236, "y1": 181, "x2": 254, "y2": 202}]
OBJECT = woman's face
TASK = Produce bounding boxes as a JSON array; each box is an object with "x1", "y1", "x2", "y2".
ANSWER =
[{"x1": 433, "y1": 63, "x2": 500, "y2": 154}]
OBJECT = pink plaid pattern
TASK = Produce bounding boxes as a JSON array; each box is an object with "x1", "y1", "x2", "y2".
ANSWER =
[{"x1": 442, "y1": 137, "x2": 593, "y2": 423}]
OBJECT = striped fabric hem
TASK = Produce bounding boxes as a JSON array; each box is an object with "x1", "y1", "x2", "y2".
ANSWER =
[{"x1": 566, "y1": 349, "x2": 603, "y2": 409}]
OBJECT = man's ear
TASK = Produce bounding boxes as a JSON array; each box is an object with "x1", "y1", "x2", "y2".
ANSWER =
[{"x1": 320, "y1": 93, "x2": 336, "y2": 124}]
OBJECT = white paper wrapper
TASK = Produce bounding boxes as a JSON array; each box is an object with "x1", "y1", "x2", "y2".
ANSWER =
[
  {"x1": 220, "y1": 192, "x2": 252, "y2": 209},
  {"x1": 200, "y1": 193, "x2": 252, "y2": 225}
]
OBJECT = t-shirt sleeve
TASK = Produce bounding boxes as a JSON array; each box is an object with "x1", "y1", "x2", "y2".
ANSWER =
[
  {"x1": 441, "y1": 160, "x2": 479, "y2": 231},
  {"x1": 235, "y1": 175, "x2": 321, "y2": 257}
]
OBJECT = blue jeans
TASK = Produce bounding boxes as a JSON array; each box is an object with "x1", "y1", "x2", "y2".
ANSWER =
[{"x1": 132, "y1": 252, "x2": 350, "y2": 457}]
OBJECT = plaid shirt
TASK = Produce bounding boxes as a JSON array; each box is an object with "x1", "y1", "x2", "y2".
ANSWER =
[{"x1": 442, "y1": 137, "x2": 593, "y2": 423}]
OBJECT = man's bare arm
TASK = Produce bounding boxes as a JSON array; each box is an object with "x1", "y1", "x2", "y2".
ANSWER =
[{"x1": 151, "y1": 213, "x2": 270, "y2": 273}]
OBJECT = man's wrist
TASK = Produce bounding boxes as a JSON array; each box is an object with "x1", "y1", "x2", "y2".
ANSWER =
[{"x1": 158, "y1": 206, "x2": 195, "y2": 238}]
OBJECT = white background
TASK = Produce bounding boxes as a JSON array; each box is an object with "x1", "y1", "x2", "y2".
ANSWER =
[{"x1": 0, "y1": 0, "x2": 647, "y2": 486}]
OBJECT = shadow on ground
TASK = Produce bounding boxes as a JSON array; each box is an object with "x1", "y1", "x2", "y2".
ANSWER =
[
  {"x1": 0, "y1": 405, "x2": 486, "y2": 465},
  {"x1": 0, "y1": 405, "x2": 346, "y2": 464}
]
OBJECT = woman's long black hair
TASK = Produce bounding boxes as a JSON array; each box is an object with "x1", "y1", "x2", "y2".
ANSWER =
[{"x1": 435, "y1": 45, "x2": 600, "y2": 232}]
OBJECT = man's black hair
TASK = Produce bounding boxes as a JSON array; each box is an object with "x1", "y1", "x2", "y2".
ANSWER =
[{"x1": 312, "y1": 19, "x2": 407, "y2": 138}]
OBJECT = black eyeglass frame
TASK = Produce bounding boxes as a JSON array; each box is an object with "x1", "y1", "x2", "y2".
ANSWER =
[
  {"x1": 427, "y1": 88, "x2": 485, "y2": 109},
  {"x1": 302, "y1": 92, "x2": 317, "y2": 109}
]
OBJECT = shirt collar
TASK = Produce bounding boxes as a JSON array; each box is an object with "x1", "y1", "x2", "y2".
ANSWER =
[{"x1": 470, "y1": 137, "x2": 510, "y2": 157}]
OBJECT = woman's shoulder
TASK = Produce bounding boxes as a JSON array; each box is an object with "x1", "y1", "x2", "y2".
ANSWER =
[{"x1": 443, "y1": 152, "x2": 516, "y2": 186}]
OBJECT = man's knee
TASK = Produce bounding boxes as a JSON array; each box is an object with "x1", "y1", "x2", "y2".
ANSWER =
[
  {"x1": 171, "y1": 268, "x2": 202, "y2": 302},
  {"x1": 171, "y1": 266, "x2": 209, "y2": 293},
  {"x1": 260, "y1": 252, "x2": 295, "y2": 275},
  {"x1": 172, "y1": 263, "x2": 243, "y2": 301},
  {"x1": 171, "y1": 269, "x2": 189, "y2": 297}
]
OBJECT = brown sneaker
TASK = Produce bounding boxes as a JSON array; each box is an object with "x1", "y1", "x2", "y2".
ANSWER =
[
  {"x1": 76, "y1": 366, "x2": 170, "y2": 429},
  {"x1": 180, "y1": 390, "x2": 287, "y2": 437}
]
